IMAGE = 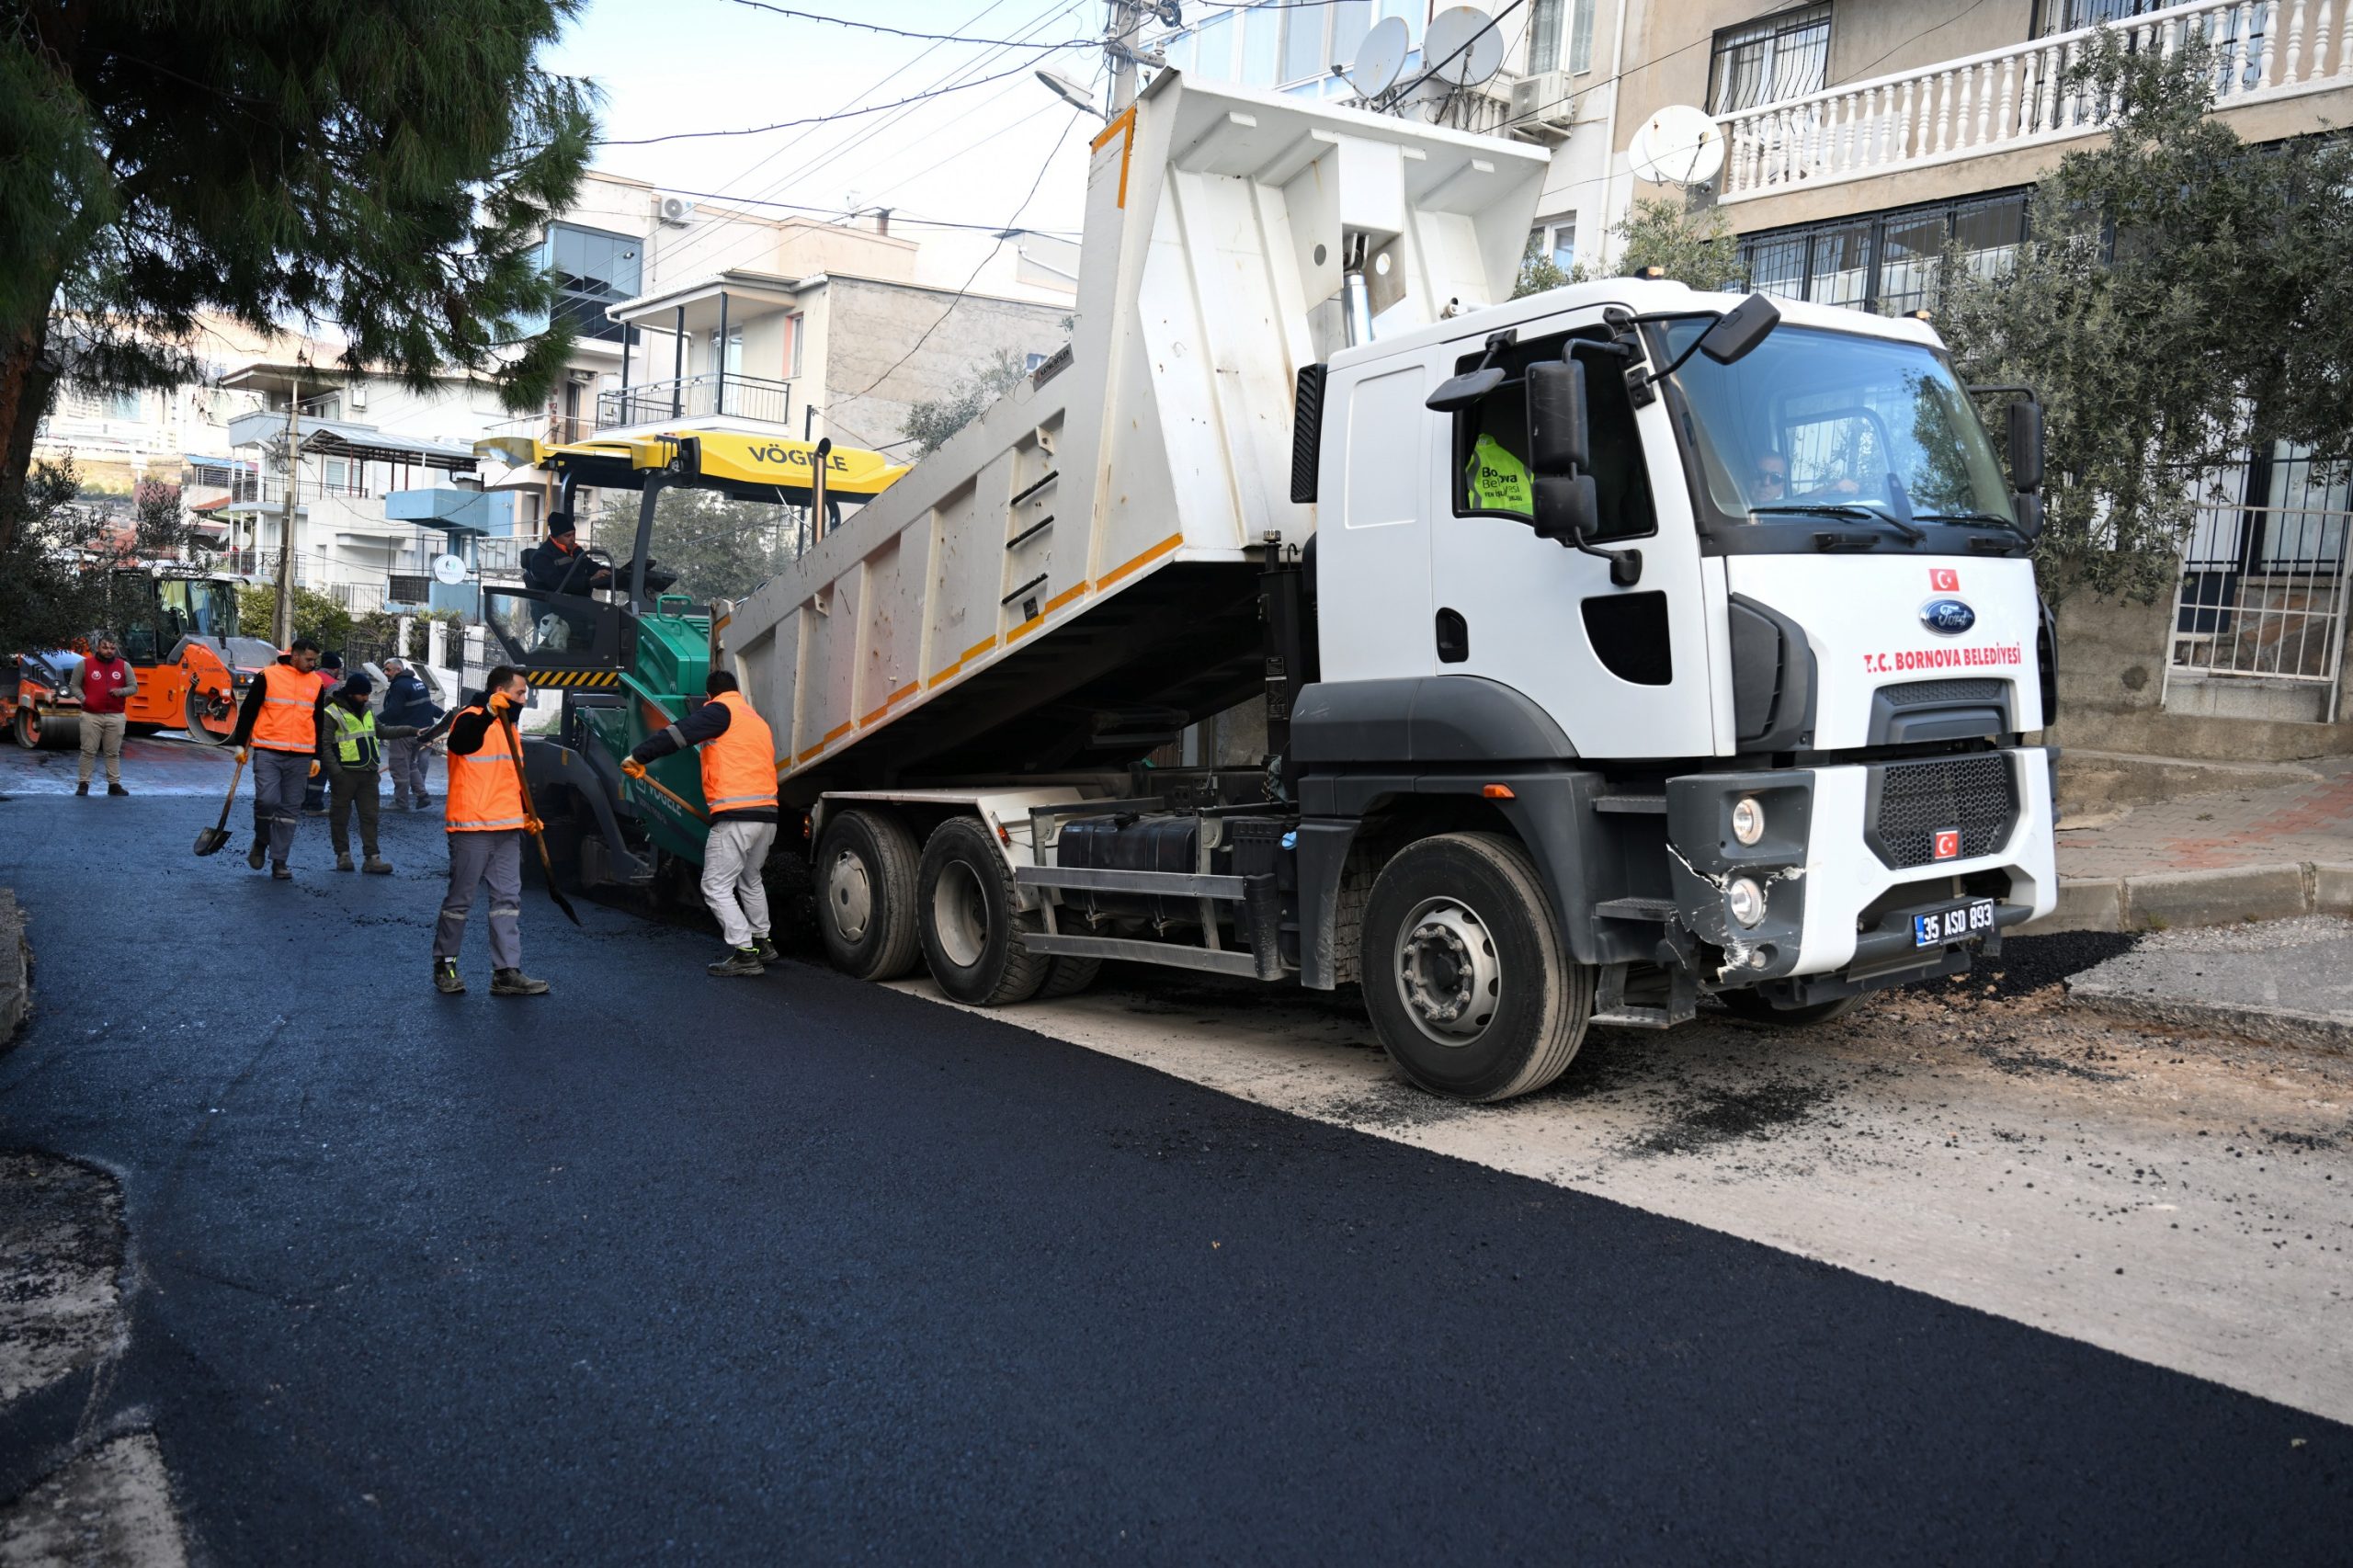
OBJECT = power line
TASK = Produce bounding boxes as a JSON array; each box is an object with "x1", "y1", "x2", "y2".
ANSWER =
[
  {"x1": 595, "y1": 55, "x2": 1067, "y2": 145},
  {"x1": 720, "y1": 0, "x2": 1100, "y2": 49},
  {"x1": 649, "y1": 187, "x2": 1080, "y2": 235}
]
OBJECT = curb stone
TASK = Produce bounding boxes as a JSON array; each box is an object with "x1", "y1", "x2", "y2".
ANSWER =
[
  {"x1": 2022, "y1": 861, "x2": 2353, "y2": 936},
  {"x1": 0, "y1": 890, "x2": 26, "y2": 1043},
  {"x1": 2061, "y1": 981, "x2": 2353, "y2": 1055}
]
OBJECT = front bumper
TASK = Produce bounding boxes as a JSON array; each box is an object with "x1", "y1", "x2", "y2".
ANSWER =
[{"x1": 1664, "y1": 746, "x2": 2058, "y2": 985}]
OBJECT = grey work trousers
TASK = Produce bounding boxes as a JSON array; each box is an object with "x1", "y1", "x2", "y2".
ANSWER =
[
  {"x1": 700, "y1": 819, "x2": 778, "y2": 948},
  {"x1": 436, "y1": 829, "x2": 522, "y2": 971},
  {"x1": 327, "y1": 769, "x2": 382, "y2": 858},
  {"x1": 250, "y1": 748, "x2": 313, "y2": 867},
  {"x1": 386, "y1": 736, "x2": 431, "y2": 805},
  {"x1": 76, "y1": 710, "x2": 126, "y2": 784}
]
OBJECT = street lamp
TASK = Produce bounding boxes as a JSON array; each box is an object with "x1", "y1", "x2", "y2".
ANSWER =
[{"x1": 1036, "y1": 68, "x2": 1107, "y2": 120}]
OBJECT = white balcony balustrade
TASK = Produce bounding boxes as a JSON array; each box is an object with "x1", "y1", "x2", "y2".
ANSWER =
[{"x1": 1718, "y1": 0, "x2": 2352, "y2": 201}]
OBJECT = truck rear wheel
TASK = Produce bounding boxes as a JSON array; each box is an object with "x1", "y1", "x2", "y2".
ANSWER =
[
  {"x1": 1361, "y1": 832, "x2": 1593, "y2": 1103},
  {"x1": 1035, "y1": 956, "x2": 1102, "y2": 999},
  {"x1": 916, "y1": 816, "x2": 1048, "y2": 1006},
  {"x1": 816, "y1": 809, "x2": 921, "y2": 981},
  {"x1": 1715, "y1": 990, "x2": 1860, "y2": 1027}
]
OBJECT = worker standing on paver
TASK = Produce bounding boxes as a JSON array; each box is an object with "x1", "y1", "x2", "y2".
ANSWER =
[
  {"x1": 381, "y1": 656, "x2": 443, "y2": 809},
  {"x1": 68, "y1": 631, "x2": 135, "y2": 797},
  {"x1": 321, "y1": 673, "x2": 428, "y2": 875},
  {"x1": 622, "y1": 671, "x2": 781, "y2": 977},
  {"x1": 225, "y1": 638, "x2": 326, "y2": 880},
  {"x1": 433, "y1": 665, "x2": 550, "y2": 997}
]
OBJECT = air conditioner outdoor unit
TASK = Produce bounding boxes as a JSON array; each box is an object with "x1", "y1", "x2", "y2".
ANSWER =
[
  {"x1": 1508, "y1": 70, "x2": 1575, "y2": 136},
  {"x1": 658, "y1": 194, "x2": 697, "y2": 226}
]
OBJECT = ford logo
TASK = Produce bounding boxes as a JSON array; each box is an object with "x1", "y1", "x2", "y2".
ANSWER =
[{"x1": 1920, "y1": 597, "x2": 1976, "y2": 635}]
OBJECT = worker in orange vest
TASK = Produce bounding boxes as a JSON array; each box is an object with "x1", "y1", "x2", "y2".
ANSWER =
[
  {"x1": 432, "y1": 665, "x2": 550, "y2": 997},
  {"x1": 224, "y1": 637, "x2": 325, "y2": 880},
  {"x1": 623, "y1": 670, "x2": 780, "y2": 976}
]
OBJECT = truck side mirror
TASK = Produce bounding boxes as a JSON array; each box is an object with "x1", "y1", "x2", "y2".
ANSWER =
[
  {"x1": 1527, "y1": 360, "x2": 1589, "y2": 476},
  {"x1": 1696, "y1": 293, "x2": 1779, "y2": 365},
  {"x1": 1425, "y1": 365, "x2": 1505, "y2": 413},
  {"x1": 2006, "y1": 399, "x2": 2045, "y2": 493},
  {"x1": 2012, "y1": 491, "x2": 2044, "y2": 542},
  {"x1": 1532, "y1": 473, "x2": 1597, "y2": 545}
]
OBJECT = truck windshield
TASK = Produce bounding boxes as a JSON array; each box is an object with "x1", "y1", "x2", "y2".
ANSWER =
[
  {"x1": 157, "y1": 578, "x2": 238, "y2": 640},
  {"x1": 1654, "y1": 321, "x2": 2013, "y2": 542}
]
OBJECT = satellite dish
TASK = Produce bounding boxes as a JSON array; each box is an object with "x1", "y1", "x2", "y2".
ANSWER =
[
  {"x1": 1424, "y1": 6, "x2": 1506, "y2": 88},
  {"x1": 1346, "y1": 16, "x2": 1410, "y2": 99},
  {"x1": 1628, "y1": 104, "x2": 1727, "y2": 187},
  {"x1": 430, "y1": 554, "x2": 469, "y2": 586}
]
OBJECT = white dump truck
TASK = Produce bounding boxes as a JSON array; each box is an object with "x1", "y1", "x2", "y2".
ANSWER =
[{"x1": 723, "y1": 71, "x2": 2061, "y2": 1101}]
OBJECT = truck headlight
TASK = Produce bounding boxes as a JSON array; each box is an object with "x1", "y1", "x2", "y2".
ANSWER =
[
  {"x1": 1726, "y1": 877, "x2": 1767, "y2": 927},
  {"x1": 1731, "y1": 796, "x2": 1765, "y2": 846}
]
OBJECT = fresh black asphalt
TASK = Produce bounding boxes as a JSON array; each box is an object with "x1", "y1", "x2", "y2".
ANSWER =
[{"x1": 2, "y1": 789, "x2": 2346, "y2": 1563}]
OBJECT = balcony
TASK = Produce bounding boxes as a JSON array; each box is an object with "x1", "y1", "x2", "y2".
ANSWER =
[
  {"x1": 597, "y1": 371, "x2": 792, "y2": 433},
  {"x1": 1717, "y1": 0, "x2": 2352, "y2": 203}
]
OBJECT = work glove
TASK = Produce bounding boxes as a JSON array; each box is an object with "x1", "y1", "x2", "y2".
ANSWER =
[
  {"x1": 233, "y1": 747, "x2": 248, "y2": 764},
  {"x1": 487, "y1": 692, "x2": 510, "y2": 713},
  {"x1": 621, "y1": 757, "x2": 647, "y2": 779},
  {"x1": 308, "y1": 760, "x2": 322, "y2": 778},
  {"x1": 523, "y1": 816, "x2": 545, "y2": 835}
]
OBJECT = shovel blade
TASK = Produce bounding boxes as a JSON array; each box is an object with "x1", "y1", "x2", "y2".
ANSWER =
[{"x1": 193, "y1": 828, "x2": 232, "y2": 857}]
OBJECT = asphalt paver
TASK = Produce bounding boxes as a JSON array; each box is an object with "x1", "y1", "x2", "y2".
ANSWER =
[{"x1": 1, "y1": 782, "x2": 2347, "y2": 1562}]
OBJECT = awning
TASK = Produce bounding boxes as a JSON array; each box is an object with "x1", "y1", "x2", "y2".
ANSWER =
[{"x1": 224, "y1": 410, "x2": 478, "y2": 472}]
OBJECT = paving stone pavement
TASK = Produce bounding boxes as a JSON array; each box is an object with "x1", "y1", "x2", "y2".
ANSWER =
[{"x1": 2058, "y1": 758, "x2": 2353, "y2": 881}]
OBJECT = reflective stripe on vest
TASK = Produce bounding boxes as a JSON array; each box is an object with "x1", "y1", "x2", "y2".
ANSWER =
[
  {"x1": 253, "y1": 663, "x2": 318, "y2": 752},
  {"x1": 327, "y1": 704, "x2": 380, "y2": 768},
  {"x1": 699, "y1": 690, "x2": 779, "y2": 813},
  {"x1": 1465, "y1": 433, "x2": 1532, "y2": 515},
  {"x1": 444, "y1": 706, "x2": 527, "y2": 833}
]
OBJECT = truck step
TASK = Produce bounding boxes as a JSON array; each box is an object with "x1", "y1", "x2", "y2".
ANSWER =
[
  {"x1": 1594, "y1": 896, "x2": 1677, "y2": 921},
  {"x1": 1590, "y1": 1006, "x2": 1681, "y2": 1030},
  {"x1": 1593, "y1": 794, "x2": 1667, "y2": 814}
]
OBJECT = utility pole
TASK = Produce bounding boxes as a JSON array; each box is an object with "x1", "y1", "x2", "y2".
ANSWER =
[
  {"x1": 271, "y1": 370, "x2": 301, "y2": 647},
  {"x1": 1107, "y1": 0, "x2": 1149, "y2": 115}
]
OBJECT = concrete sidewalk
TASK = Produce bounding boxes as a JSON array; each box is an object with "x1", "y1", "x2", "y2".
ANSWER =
[{"x1": 2038, "y1": 757, "x2": 2353, "y2": 933}]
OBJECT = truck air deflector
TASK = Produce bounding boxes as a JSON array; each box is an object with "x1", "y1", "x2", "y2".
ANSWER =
[{"x1": 1290, "y1": 676, "x2": 1577, "y2": 766}]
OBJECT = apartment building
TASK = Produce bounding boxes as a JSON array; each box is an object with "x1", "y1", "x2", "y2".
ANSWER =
[{"x1": 1600, "y1": 0, "x2": 2353, "y2": 745}]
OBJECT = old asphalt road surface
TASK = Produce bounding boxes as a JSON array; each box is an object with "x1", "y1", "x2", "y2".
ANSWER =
[{"x1": 0, "y1": 742, "x2": 2347, "y2": 1562}]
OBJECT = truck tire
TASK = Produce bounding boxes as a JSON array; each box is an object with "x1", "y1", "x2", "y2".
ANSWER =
[
  {"x1": 1034, "y1": 956, "x2": 1102, "y2": 999},
  {"x1": 816, "y1": 809, "x2": 922, "y2": 982},
  {"x1": 1715, "y1": 990, "x2": 1860, "y2": 1027},
  {"x1": 916, "y1": 816, "x2": 1049, "y2": 1006},
  {"x1": 1361, "y1": 832, "x2": 1593, "y2": 1103}
]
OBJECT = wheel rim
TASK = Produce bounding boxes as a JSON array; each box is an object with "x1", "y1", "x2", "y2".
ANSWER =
[
  {"x1": 827, "y1": 848, "x2": 874, "y2": 942},
  {"x1": 1392, "y1": 895, "x2": 1502, "y2": 1049},
  {"x1": 15, "y1": 710, "x2": 39, "y2": 749},
  {"x1": 931, "y1": 859, "x2": 989, "y2": 970}
]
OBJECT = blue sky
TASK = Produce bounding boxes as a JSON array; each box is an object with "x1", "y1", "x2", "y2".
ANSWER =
[{"x1": 545, "y1": 0, "x2": 1107, "y2": 236}]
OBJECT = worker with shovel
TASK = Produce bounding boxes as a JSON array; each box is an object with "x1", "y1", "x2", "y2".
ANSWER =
[
  {"x1": 224, "y1": 638, "x2": 326, "y2": 880},
  {"x1": 622, "y1": 670, "x2": 781, "y2": 977},
  {"x1": 433, "y1": 665, "x2": 551, "y2": 997}
]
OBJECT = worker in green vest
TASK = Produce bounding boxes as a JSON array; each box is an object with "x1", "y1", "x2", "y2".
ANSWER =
[
  {"x1": 1465, "y1": 431, "x2": 1533, "y2": 515},
  {"x1": 321, "y1": 674, "x2": 433, "y2": 874}
]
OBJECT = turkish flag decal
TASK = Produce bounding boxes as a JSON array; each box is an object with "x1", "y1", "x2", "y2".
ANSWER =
[
  {"x1": 1932, "y1": 827, "x2": 1962, "y2": 860},
  {"x1": 1929, "y1": 568, "x2": 1961, "y2": 592}
]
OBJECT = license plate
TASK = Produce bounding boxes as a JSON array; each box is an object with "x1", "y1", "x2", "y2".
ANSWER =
[{"x1": 1913, "y1": 897, "x2": 1997, "y2": 948}]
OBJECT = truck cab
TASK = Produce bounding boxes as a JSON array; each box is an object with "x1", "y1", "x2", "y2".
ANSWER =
[{"x1": 1290, "y1": 279, "x2": 2056, "y2": 1096}]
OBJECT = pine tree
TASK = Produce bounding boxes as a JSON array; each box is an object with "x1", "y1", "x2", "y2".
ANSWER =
[{"x1": 0, "y1": 1, "x2": 596, "y2": 548}]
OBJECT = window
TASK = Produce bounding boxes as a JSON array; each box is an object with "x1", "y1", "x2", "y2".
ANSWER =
[
  {"x1": 1280, "y1": 5, "x2": 1326, "y2": 84},
  {"x1": 1737, "y1": 190, "x2": 2031, "y2": 316},
  {"x1": 545, "y1": 222, "x2": 643, "y2": 345},
  {"x1": 1529, "y1": 0, "x2": 1597, "y2": 75},
  {"x1": 1024, "y1": 351, "x2": 1050, "y2": 372},
  {"x1": 1242, "y1": 5, "x2": 1282, "y2": 84},
  {"x1": 709, "y1": 326, "x2": 744, "y2": 376},
  {"x1": 784, "y1": 312, "x2": 804, "y2": 378},
  {"x1": 1449, "y1": 329, "x2": 1657, "y2": 544},
  {"x1": 1529, "y1": 214, "x2": 1578, "y2": 274},
  {"x1": 1706, "y1": 4, "x2": 1831, "y2": 115}
]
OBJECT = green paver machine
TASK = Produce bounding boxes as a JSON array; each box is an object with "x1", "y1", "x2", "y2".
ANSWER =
[{"x1": 472, "y1": 430, "x2": 909, "y2": 890}]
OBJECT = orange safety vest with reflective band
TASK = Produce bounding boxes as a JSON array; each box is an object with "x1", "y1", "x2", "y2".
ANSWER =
[
  {"x1": 444, "y1": 706, "x2": 527, "y2": 834},
  {"x1": 253, "y1": 662, "x2": 320, "y2": 753},
  {"x1": 699, "y1": 690, "x2": 778, "y2": 815}
]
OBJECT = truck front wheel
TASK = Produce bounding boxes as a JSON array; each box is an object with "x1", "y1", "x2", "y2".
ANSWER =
[
  {"x1": 1361, "y1": 833, "x2": 1593, "y2": 1103},
  {"x1": 815, "y1": 809, "x2": 922, "y2": 981},
  {"x1": 916, "y1": 816, "x2": 1049, "y2": 1006}
]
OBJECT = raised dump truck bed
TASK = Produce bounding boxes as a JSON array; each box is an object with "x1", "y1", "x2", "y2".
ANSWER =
[{"x1": 728, "y1": 72, "x2": 1548, "y2": 801}]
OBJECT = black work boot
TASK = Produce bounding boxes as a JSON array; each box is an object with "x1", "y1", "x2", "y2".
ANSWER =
[
  {"x1": 709, "y1": 946, "x2": 765, "y2": 978},
  {"x1": 434, "y1": 959, "x2": 465, "y2": 995},
  {"x1": 74, "y1": 781, "x2": 89, "y2": 796},
  {"x1": 107, "y1": 782, "x2": 128, "y2": 797},
  {"x1": 246, "y1": 837, "x2": 267, "y2": 870},
  {"x1": 335, "y1": 852, "x2": 356, "y2": 872},
  {"x1": 492, "y1": 968, "x2": 550, "y2": 996},
  {"x1": 271, "y1": 864, "x2": 292, "y2": 881},
  {"x1": 362, "y1": 857, "x2": 393, "y2": 875},
  {"x1": 752, "y1": 936, "x2": 780, "y2": 964}
]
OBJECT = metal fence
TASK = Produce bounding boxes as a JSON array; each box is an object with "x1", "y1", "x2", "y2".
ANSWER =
[
  {"x1": 597, "y1": 371, "x2": 791, "y2": 431},
  {"x1": 2165, "y1": 503, "x2": 2353, "y2": 722}
]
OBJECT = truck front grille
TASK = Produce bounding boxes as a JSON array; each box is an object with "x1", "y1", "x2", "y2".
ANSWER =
[{"x1": 1867, "y1": 754, "x2": 2019, "y2": 869}]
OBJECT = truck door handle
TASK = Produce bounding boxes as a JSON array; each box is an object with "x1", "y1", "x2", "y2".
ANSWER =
[{"x1": 1435, "y1": 608, "x2": 1469, "y2": 664}]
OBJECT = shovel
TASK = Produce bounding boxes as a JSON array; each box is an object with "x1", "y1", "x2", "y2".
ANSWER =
[
  {"x1": 625, "y1": 763, "x2": 707, "y2": 823},
  {"x1": 193, "y1": 752, "x2": 246, "y2": 856}
]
